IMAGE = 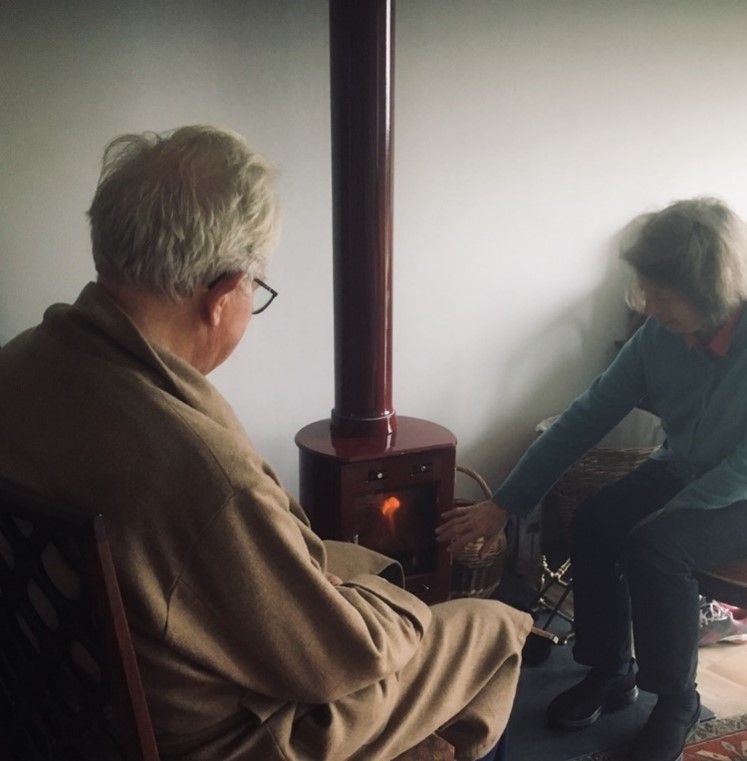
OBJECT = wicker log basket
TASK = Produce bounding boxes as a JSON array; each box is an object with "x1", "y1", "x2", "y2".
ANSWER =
[
  {"x1": 540, "y1": 446, "x2": 655, "y2": 566},
  {"x1": 450, "y1": 465, "x2": 508, "y2": 600}
]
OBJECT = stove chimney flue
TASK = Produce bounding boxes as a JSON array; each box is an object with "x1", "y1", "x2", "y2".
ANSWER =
[{"x1": 329, "y1": 0, "x2": 396, "y2": 438}]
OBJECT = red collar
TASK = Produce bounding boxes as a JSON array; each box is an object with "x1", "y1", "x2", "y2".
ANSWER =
[{"x1": 684, "y1": 305, "x2": 744, "y2": 357}]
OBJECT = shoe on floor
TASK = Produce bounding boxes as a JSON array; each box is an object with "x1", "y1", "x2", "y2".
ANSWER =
[
  {"x1": 699, "y1": 597, "x2": 747, "y2": 645},
  {"x1": 630, "y1": 691, "x2": 701, "y2": 761},
  {"x1": 545, "y1": 662, "x2": 638, "y2": 730}
]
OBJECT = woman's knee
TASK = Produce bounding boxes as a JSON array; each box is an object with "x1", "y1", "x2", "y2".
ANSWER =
[{"x1": 621, "y1": 518, "x2": 690, "y2": 581}]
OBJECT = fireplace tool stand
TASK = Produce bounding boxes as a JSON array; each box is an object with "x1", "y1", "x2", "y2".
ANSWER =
[{"x1": 523, "y1": 555, "x2": 576, "y2": 665}]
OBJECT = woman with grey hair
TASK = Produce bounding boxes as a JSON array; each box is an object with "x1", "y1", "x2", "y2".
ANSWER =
[{"x1": 439, "y1": 197, "x2": 747, "y2": 761}]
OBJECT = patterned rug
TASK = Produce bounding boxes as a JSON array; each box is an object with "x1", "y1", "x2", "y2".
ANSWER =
[{"x1": 567, "y1": 714, "x2": 747, "y2": 761}]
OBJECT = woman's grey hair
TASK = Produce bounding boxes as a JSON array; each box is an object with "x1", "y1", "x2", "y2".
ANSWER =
[
  {"x1": 87, "y1": 125, "x2": 278, "y2": 298},
  {"x1": 621, "y1": 197, "x2": 747, "y2": 330}
]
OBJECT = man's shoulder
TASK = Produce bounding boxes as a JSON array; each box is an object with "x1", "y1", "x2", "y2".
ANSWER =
[{"x1": 0, "y1": 323, "x2": 41, "y2": 364}]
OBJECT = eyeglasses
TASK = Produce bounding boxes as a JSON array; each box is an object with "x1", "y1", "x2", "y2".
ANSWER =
[
  {"x1": 252, "y1": 278, "x2": 278, "y2": 315},
  {"x1": 206, "y1": 273, "x2": 278, "y2": 314}
]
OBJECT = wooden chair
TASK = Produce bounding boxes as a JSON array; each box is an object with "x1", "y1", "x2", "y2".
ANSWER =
[
  {"x1": 0, "y1": 479, "x2": 159, "y2": 761},
  {"x1": 696, "y1": 559, "x2": 747, "y2": 609}
]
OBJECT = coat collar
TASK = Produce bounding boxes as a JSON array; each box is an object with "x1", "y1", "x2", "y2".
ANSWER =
[
  {"x1": 42, "y1": 282, "x2": 243, "y2": 431},
  {"x1": 683, "y1": 304, "x2": 746, "y2": 358}
]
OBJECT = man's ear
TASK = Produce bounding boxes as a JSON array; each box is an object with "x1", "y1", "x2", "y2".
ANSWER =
[{"x1": 204, "y1": 272, "x2": 246, "y2": 327}]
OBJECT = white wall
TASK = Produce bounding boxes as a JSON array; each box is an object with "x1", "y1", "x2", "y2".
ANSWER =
[{"x1": 3, "y1": 1, "x2": 747, "y2": 498}]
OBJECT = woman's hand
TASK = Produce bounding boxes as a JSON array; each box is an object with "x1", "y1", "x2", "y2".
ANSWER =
[{"x1": 436, "y1": 499, "x2": 510, "y2": 556}]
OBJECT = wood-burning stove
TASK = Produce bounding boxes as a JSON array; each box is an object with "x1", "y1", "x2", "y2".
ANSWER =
[
  {"x1": 295, "y1": 0, "x2": 456, "y2": 603},
  {"x1": 297, "y1": 418, "x2": 455, "y2": 602}
]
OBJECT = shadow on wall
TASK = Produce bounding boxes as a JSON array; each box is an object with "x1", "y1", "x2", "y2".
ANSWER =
[{"x1": 457, "y1": 218, "x2": 650, "y2": 492}]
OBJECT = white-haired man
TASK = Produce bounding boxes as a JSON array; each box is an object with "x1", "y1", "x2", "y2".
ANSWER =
[{"x1": 0, "y1": 126, "x2": 531, "y2": 761}]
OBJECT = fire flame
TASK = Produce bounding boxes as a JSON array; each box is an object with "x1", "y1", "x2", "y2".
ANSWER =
[{"x1": 380, "y1": 496, "x2": 401, "y2": 534}]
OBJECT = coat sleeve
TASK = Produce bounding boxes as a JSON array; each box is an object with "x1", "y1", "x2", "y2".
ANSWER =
[
  {"x1": 323, "y1": 539, "x2": 405, "y2": 586},
  {"x1": 494, "y1": 326, "x2": 648, "y2": 516},
  {"x1": 165, "y1": 478, "x2": 432, "y2": 706}
]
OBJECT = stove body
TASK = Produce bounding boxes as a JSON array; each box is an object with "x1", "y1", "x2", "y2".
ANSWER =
[{"x1": 297, "y1": 419, "x2": 455, "y2": 603}]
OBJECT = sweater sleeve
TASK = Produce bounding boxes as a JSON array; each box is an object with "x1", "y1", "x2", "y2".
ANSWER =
[
  {"x1": 165, "y1": 481, "x2": 432, "y2": 706},
  {"x1": 494, "y1": 326, "x2": 648, "y2": 517},
  {"x1": 662, "y1": 431, "x2": 747, "y2": 513}
]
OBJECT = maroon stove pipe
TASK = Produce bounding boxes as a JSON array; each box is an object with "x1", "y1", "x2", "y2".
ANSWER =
[{"x1": 329, "y1": 0, "x2": 397, "y2": 437}]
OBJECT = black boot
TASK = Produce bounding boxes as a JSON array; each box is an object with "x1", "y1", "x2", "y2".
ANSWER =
[
  {"x1": 630, "y1": 689, "x2": 701, "y2": 761},
  {"x1": 546, "y1": 661, "x2": 638, "y2": 730}
]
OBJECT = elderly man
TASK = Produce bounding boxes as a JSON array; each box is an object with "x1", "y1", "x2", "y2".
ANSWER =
[{"x1": 0, "y1": 126, "x2": 531, "y2": 761}]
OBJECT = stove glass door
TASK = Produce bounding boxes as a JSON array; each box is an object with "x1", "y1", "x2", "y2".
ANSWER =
[{"x1": 353, "y1": 483, "x2": 439, "y2": 575}]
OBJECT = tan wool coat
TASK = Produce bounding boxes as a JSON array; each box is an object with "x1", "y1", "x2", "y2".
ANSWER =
[{"x1": 0, "y1": 284, "x2": 532, "y2": 760}]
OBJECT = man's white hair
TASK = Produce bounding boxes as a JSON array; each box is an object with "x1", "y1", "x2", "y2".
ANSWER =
[{"x1": 88, "y1": 125, "x2": 278, "y2": 298}]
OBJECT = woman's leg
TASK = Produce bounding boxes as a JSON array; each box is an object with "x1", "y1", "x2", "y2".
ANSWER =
[
  {"x1": 623, "y1": 499, "x2": 747, "y2": 695},
  {"x1": 546, "y1": 459, "x2": 684, "y2": 729},
  {"x1": 569, "y1": 459, "x2": 683, "y2": 672},
  {"x1": 621, "y1": 500, "x2": 747, "y2": 760}
]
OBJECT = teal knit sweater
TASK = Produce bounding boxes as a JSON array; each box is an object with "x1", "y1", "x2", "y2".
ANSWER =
[{"x1": 494, "y1": 310, "x2": 747, "y2": 518}]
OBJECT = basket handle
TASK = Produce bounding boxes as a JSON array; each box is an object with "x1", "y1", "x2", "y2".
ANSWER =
[{"x1": 456, "y1": 465, "x2": 493, "y2": 501}]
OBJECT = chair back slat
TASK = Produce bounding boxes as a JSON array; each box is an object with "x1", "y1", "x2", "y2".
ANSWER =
[
  {"x1": 0, "y1": 480, "x2": 159, "y2": 761},
  {"x1": 90, "y1": 516, "x2": 160, "y2": 759}
]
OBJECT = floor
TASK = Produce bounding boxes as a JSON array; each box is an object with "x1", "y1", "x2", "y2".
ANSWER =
[
  {"x1": 495, "y1": 572, "x2": 747, "y2": 761},
  {"x1": 697, "y1": 639, "x2": 747, "y2": 716}
]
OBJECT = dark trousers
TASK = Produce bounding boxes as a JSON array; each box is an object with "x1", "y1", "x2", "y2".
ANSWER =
[{"x1": 570, "y1": 458, "x2": 747, "y2": 695}]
